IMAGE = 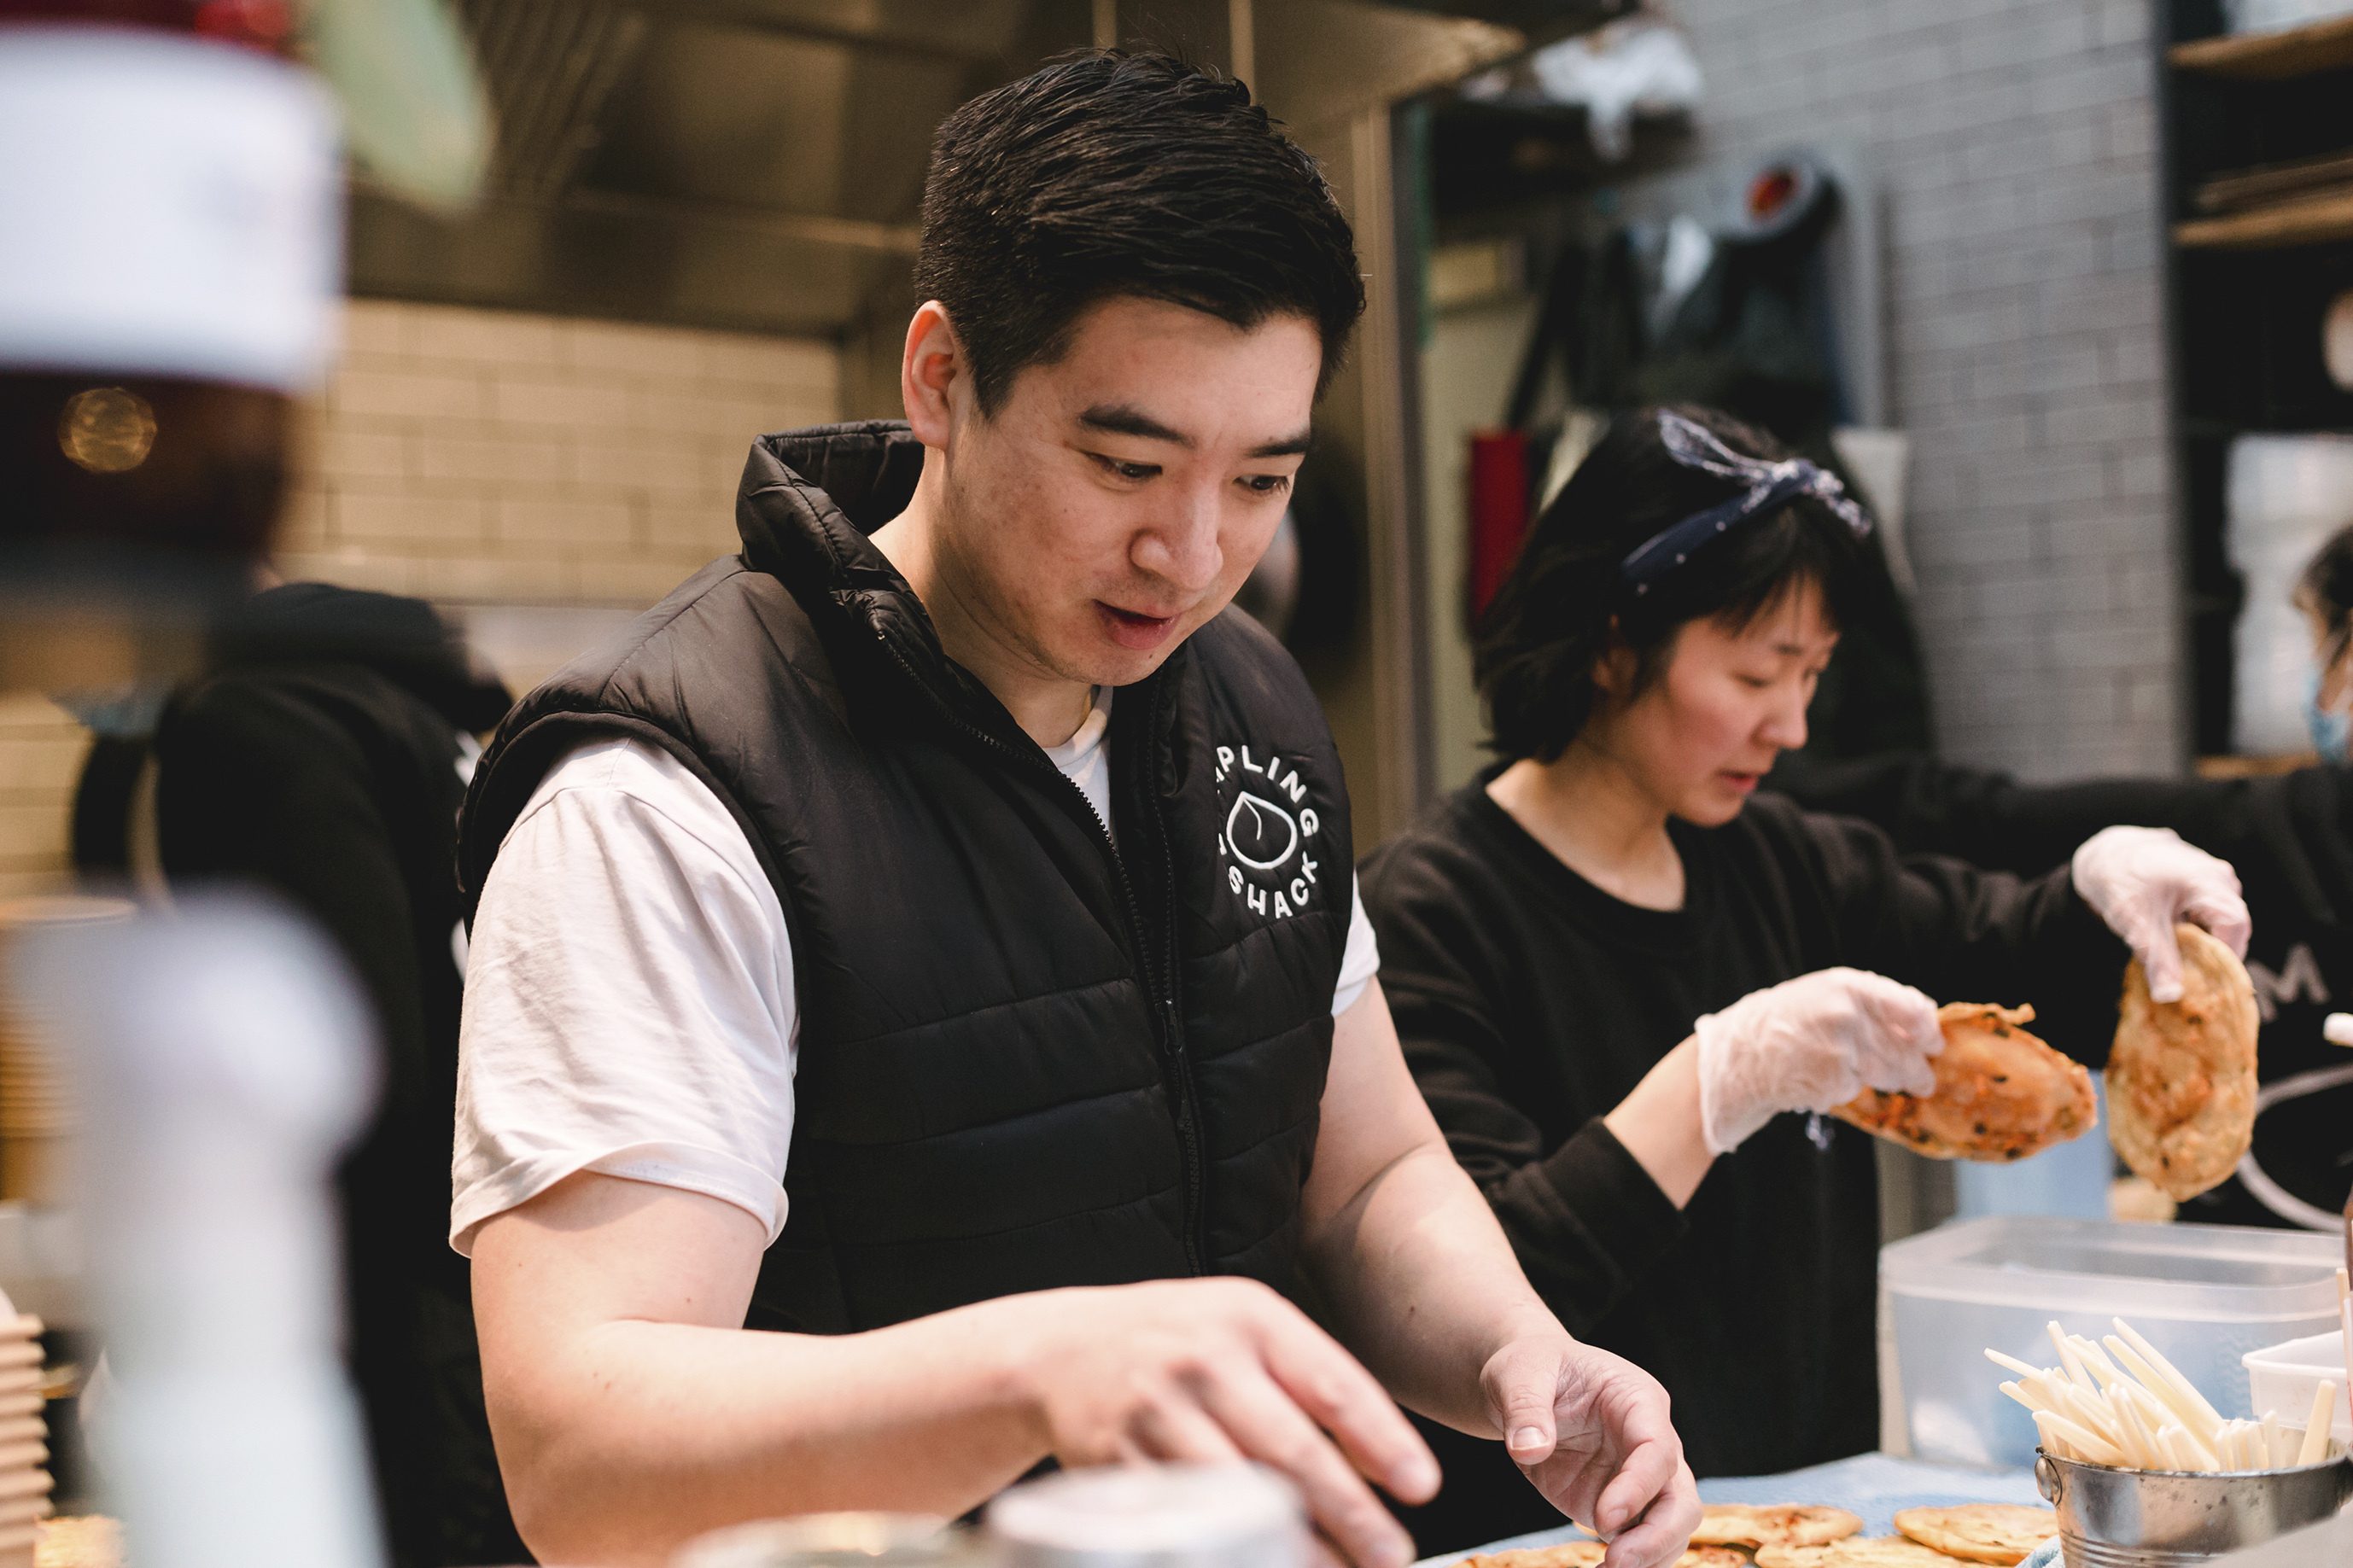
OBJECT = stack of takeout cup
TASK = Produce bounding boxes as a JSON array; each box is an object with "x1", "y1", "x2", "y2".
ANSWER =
[
  {"x1": 0, "y1": 899, "x2": 132, "y2": 1206},
  {"x1": 0, "y1": 1291, "x2": 53, "y2": 1568}
]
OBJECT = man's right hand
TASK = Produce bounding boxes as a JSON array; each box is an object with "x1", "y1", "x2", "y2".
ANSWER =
[{"x1": 1014, "y1": 1277, "x2": 1440, "y2": 1568}]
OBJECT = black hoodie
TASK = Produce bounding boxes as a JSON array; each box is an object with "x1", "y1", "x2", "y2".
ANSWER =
[{"x1": 73, "y1": 583, "x2": 523, "y2": 1568}]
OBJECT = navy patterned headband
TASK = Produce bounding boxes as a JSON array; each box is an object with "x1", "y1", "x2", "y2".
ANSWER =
[{"x1": 1619, "y1": 411, "x2": 1872, "y2": 596}]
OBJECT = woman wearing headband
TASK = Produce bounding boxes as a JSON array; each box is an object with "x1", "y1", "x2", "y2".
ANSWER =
[{"x1": 1363, "y1": 406, "x2": 2249, "y2": 1547}]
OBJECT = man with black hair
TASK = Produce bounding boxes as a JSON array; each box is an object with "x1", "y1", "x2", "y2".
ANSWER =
[{"x1": 453, "y1": 52, "x2": 1696, "y2": 1568}]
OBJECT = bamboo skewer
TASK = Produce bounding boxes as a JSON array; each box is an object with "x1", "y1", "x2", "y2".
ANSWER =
[
  {"x1": 2115, "y1": 1318, "x2": 2229, "y2": 1432},
  {"x1": 2299, "y1": 1383, "x2": 2337, "y2": 1467},
  {"x1": 2105, "y1": 1338, "x2": 2222, "y2": 1467},
  {"x1": 2050, "y1": 1320, "x2": 2098, "y2": 1396},
  {"x1": 1989, "y1": 1317, "x2": 2344, "y2": 1472}
]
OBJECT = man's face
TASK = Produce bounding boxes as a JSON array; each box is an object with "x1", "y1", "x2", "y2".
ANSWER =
[{"x1": 928, "y1": 295, "x2": 1319, "y2": 689}]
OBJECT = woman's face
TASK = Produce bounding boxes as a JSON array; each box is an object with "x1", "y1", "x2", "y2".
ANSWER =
[{"x1": 1589, "y1": 578, "x2": 1840, "y2": 827}]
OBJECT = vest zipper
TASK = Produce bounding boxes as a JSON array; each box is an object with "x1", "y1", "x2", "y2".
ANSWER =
[
  {"x1": 1141, "y1": 679, "x2": 1206, "y2": 1274},
  {"x1": 871, "y1": 635, "x2": 1207, "y2": 1274}
]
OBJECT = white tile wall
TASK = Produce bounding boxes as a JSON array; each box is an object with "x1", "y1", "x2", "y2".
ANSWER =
[
  {"x1": 281, "y1": 300, "x2": 841, "y2": 608},
  {"x1": 0, "y1": 697, "x2": 91, "y2": 901}
]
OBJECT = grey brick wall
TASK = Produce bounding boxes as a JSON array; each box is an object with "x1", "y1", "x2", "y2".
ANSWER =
[{"x1": 1677, "y1": 0, "x2": 2179, "y2": 779}]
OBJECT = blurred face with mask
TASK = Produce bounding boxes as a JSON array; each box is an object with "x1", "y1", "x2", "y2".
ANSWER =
[{"x1": 2297, "y1": 522, "x2": 2353, "y2": 766}]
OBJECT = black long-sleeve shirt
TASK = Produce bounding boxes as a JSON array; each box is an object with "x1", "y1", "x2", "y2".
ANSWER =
[{"x1": 1361, "y1": 780, "x2": 2126, "y2": 1548}]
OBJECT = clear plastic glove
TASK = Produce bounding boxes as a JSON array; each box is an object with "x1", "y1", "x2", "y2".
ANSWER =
[
  {"x1": 1693, "y1": 967, "x2": 1943, "y2": 1157},
  {"x1": 2070, "y1": 825, "x2": 2252, "y2": 1005}
]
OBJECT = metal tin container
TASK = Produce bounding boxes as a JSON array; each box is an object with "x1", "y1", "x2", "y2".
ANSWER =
[
  {"x1": 2035, "y1": 1449, "x2": 2353, "y2": 1565},
  {"x1": 986, "y1": 1463, "x2": 1305, "y2": 1568}
]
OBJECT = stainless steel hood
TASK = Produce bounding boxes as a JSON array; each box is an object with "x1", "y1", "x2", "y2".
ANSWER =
[
  {"x1": 349, "y1": 0, "x2": 1074, "y2": 337},
  {"x1": 347, "y1": 0, "x2": 1561, "y2": 341}
]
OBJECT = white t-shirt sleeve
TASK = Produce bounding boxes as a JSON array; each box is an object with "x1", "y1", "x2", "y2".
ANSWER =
[
  {"x1": 450, "y1": 737, "x2": 798, "y2": 1255},
  {"x1": 1333, "y1": 873, "x2": 1380, "y2": 1017}
]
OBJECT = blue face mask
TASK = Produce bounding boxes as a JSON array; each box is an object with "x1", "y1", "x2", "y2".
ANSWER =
[
  {"x1": 2306, "y1": 667, "x2": 2350, "y2": 766},
  {"x1": 51, "y1": 680, "x2": 169, "y2": 740}
]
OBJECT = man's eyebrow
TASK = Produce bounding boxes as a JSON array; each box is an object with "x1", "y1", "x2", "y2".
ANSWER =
[
  {"x1": 1079, "y1": 405, "x2": 1193, "y2": 448},
  {"x1": 1077, "y1": 406, "x2": 1313, "y2": 460},
  {"x1": 1247, "y1": 428, "x2": 1314, "y2": 458}
]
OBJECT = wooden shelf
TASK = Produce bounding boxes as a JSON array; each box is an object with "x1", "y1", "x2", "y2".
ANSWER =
[
  {"x1": 2197, "y1": 149, "x2": 2353, "y2": 213},
  {"x1": 2171, "y1": 13, "x2": 2353, "y2": 79},
  {"x1": 2197, "y1": 752, "x2": 2320, "y2": 778},
  {"x1": 2175, "y1": 186, "x2": 2353, "y2": 248}
]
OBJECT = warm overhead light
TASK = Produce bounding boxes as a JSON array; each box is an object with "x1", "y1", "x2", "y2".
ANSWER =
[{"x1": 57, "y1": 387, "x2": 158, "y2": 475}]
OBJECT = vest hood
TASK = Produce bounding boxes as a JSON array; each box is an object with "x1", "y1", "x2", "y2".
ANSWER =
[{"x1": 733, "y1": 420, "x2": 1073, "y2": 742}]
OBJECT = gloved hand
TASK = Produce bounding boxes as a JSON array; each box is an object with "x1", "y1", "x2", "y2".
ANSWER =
[
  {"x1": 1693, "y1": 968, "x2": 1943, "y2": 1157},
  {"x1": 2070, "y1": 826, "x2": 2252, "y2": 1004}
]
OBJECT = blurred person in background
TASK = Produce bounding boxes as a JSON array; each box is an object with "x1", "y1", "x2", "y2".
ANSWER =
[
  {"x1": 1360, "y1": 407, "x2": 2249, "y2": 1553},
  {"x1": 1766, "y1": 519, "x2": 2353, "y2": 1233},
  {"x1": 71, "y1": 580, "x2": 521, "y2": 1568},
  {"x1": 451, "y1": 52, "x2": 1699, "y2": 1568}
]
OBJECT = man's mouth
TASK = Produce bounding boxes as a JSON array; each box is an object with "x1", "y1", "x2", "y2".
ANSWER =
[
  {"x1": 1095, "y1": 602, "x2": 1181, "y2": 650},
  {"x1": 1719, "y1": 770, "x2": 1764, "y2": 793}
]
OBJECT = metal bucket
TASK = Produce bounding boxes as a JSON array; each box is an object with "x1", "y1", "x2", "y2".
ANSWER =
[{"x1": 2035, "y1": 1449, "x2": 2353, "y2": 1565}]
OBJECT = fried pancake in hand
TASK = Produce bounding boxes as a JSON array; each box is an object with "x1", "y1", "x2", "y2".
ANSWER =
[
  {"x1": 1831, "y1": 1003, "x2": 2095, "y2": 1162},
  {"x1": 2107, "y1": 923, "x2": 2258, "y2": 1202}
]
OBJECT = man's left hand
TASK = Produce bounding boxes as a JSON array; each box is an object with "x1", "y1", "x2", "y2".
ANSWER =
[{"x1": 1482, "y1": 1334, "x2": 1700, "y2": 1568}]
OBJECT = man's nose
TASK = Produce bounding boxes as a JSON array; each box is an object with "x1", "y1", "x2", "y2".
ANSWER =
[{"x1": 1132, "y1": 485, "x2": 1225, "y2": 594}]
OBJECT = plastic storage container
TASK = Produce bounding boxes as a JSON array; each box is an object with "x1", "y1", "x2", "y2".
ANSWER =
[
  {"x1": 2244, "y1": 1331, "x2": 2353, "y2": 1443},
  {"x1": 1879, "y1": 1216, "x2": 2343, "y2": 1468}
]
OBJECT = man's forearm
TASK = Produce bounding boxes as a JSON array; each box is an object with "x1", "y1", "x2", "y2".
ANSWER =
[
  {"x1": 475, "y1": 1178, "x2": 1068, "y2": 1567},
  {"x1": 480, "y1": 1172, "x2": 1447, "y2": 1568},
  {"x1": 1301, "y1": 1137, "x2": 1564, "y2": 1437},
  {"x1": 489, "y1": 1294, "x2": 1056, "y2": 1566}
]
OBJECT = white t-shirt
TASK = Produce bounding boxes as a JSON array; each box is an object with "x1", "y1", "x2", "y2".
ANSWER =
[{"x1": 452, "y1": 692, "x2": 1381, "y2": 1254}]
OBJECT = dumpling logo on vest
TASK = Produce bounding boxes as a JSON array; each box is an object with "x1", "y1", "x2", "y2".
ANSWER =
[{"x1": 1214, "y1": 743, "x2": 1324, "y2": 920}]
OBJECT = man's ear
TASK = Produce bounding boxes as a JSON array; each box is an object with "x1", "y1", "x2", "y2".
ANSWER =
[{"x1": 902, "y1": 301, "x2": 964, "y2": 449}]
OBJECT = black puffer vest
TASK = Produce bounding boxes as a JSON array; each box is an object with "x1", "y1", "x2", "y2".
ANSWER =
[{"x1": 458, "y1": 422, "x2": 1353, "y2": 1333}]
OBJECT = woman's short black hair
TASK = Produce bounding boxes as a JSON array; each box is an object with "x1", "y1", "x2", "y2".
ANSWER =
[
  {"x1": 914, "y1": 51, "x2": 1365, "y2": 416},
  {"x1": 1475, "y1": 405, "x2": 1871, "y2": 764},
  {"x1": 2297, "y1": 521, "x2": 2353, "y2": 679}
]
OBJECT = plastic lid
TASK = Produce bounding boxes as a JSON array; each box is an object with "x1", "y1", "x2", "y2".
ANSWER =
[
  {"x1": 988, "y1": 1465, "x2": 1305, "y2": 1568},
  {"x1": 1882, "y1": 1215, "x2": 2342, "y2": 1320},
  {"x1": 671, "y1": 1514, "x2": 966, "y2": 1568}
]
